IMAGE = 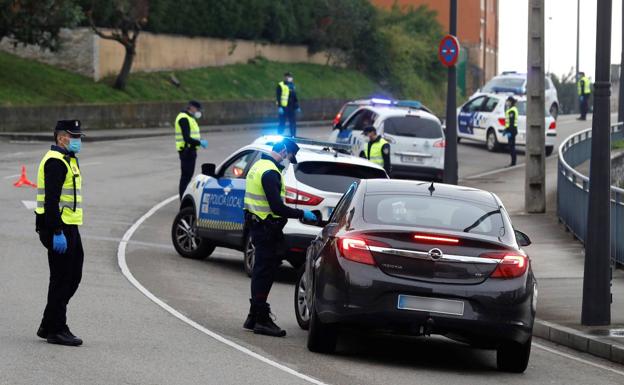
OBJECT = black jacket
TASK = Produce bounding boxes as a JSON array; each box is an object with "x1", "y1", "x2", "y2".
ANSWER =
[{"x1": 260, "y1": 154, "x2": 304, "y2": 219}]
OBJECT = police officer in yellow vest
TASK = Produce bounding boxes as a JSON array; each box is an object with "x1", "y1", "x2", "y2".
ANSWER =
[
  {"x1": 361, "y1": 126, "x2": 391, "y2": 174},
  {"x1": 175, "y1": 100, "x2": 209, "y2": 199},
  {"x1": 34, "y1": 120, "x2": 85, "y2": 346},
  {"x1": 276, "y1": 72, "x2": 300, "y2": 137},
  {"x1": 243, "y1": 138, "x2": 317, "y2": 337},
  {"x1": 577, "y1": 72, "x2": 591, "y2": 121},
  {"x1": 503, "y1": 96, "x2": 519, "y2": 167}
]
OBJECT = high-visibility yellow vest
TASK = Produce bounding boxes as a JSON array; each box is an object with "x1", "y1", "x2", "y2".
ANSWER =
[
  {"x1": 244, "y1": 159, "x2": 285, "y2": 220},
  {"x1": 505, "y1": 106, "x2": 519, "y2": 129},
  {"x1": 364, "y1": 138, "x2": 389, "y2": 166},
  {"x1": 578, "y1": 76, "x2": 591, "y2": 95},
  {"x1": 174, "y1": 112, "x2": 201, "y2": 151},
  {"x1": 35, "y1": 150, "x2": 83, "y2": 225},
  {"x1": 278, "y1": 81, "x2": 290, "y2": 107}
]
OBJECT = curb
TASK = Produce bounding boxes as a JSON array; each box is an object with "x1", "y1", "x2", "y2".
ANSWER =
[
  {"x1": 534, "y1": 319, "x2": 624, "y2": 365},
  {"x1": 0, "y1": 120, "x2": 330, "y2": 142}
]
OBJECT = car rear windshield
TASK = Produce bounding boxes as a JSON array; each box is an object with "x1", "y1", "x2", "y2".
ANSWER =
[
  {"x1": 295, "y1": 162, "x2": 387, "y2": 194},
  {"x1": 383, "y1": 116, "x2": 442, "y2": 139},
  {"x1": 482, "y1": 78, "x2": 525, "y2": 93},
  {"x1": 364, "y1": 194, "x2": 509, "y2": 239}
]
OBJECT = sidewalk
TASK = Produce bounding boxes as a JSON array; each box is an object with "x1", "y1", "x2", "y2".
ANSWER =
[
  {"x1": 463, "y1": 153, "x2": 624, "y2": 365},
  {"x1": 0, "y1": 120, "x2": 330, "y2": 142}
]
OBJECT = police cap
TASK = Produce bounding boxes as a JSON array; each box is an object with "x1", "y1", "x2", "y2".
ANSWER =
[
  {"x1": 189, "y1": 100, "x2": 202, "y2": 110},
  {"x1": 361, "y1": 126, "x2": 376, "y2": 134},
  {"x1": 55, "y1": 120, "x2": 85, "y2": 137},
  {"x1": 273, "y1": 137, "x2": 299, "y2": 164}
]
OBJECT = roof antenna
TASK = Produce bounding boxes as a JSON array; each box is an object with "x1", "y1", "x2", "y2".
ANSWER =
[{"x1": 428, "y1": 182, "x2": 435, "y2": 196}]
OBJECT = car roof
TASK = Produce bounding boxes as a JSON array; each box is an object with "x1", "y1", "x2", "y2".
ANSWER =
[
  {"x1": 358, "y1": 105, "x2": 441, "y2": 122},
  {"x1": 470, "y1": 93, "x2": 527, "y2": 102},
  {"x1": 362, "y1": 179, "x2": 499, "y2": 208}
]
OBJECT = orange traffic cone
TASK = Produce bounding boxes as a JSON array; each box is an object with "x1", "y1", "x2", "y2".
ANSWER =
[{"x1": 13, "y1": 165, "x2": 37, "y2": 188}]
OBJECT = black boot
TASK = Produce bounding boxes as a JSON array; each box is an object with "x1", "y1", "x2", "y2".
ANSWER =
[
  {"x1": 243, "y1": 300, "x2": 256, "y2": 331},
  {"x1": 253, "y1": 304, "x2": 286, "y2": 337},
  {"x1": 47, "y1": 330, "x2": 82, "y2": 346},
  {"x1": 36, "y1": 325, "x2": 47, "y2": 339}
]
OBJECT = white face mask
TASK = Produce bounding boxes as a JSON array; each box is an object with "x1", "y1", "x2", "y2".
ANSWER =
[
  {"x1": 286, "y1": 77, "x2": 293, "y2": 83},
  {"x1": 193, "y1": 111, "x2": 202, "y2": 119}
]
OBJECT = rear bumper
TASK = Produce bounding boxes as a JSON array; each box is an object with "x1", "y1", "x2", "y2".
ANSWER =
[{"x1": 390, "y1": 165, "x2": 444, "y2": 181}]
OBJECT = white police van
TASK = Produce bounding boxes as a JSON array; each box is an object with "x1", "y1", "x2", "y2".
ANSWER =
[
  {"x1": 171, "y1": 136, "x2": 388, "y2": 276},
  {"x1": 457, "y1": 93, "x2": 557, "y2": 156}
]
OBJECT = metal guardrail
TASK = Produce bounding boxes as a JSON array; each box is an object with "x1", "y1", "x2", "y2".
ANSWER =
[{"x1": 557, "y1": 122, "x2": 624, "y2": 266}]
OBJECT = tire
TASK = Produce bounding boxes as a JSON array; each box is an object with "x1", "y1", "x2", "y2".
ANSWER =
[
  {"x1": 307, "y1": 296, "x2": 338, "y2": 353},
  {"x1": 457, "y1": 137, "x2": 462, "y2": 143},
  {"x1": 294, "y1": 267, "x2": 310, "y2": 330},
  {"x1": 545, "y1": 146, "x2": 554, "y2": 157},
  {"x1": 171, "y1": 206, "x2": 215, "y2": 259},
  {"x1": 486, "y1": 128, "x2": 500, "y2": 152},
  {"x1": 497, "y1": 336, "x2": 532, "y2": 373},
  {"x1": 549, "y1": 103, "x2": 559, "y2": 120},
  {"x1": 243, "y1": 233, "x2": 255, "y2": 277}
]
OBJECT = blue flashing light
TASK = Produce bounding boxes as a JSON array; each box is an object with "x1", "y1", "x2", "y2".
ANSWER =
[
  {"x1": 260, "y1": 135, "x2": 284, "y2": 144},
  {"x1": 370, "y1": 98, "x2": 393, "y2": 105}
]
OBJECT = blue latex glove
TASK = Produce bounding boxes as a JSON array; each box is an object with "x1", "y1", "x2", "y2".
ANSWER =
[
  {"x1": 52, "y1": 232, "x2": 67, "y2": 254},
  {"x1": 296, "y1": 107, "x2": 302, "y2": 113},
  {"x1": 278, "y1": 107, "x2": 285, "y2": 115},
  {"x1": 302, "y1": 210, "x2": 317, "y2": 222},
  {"x1": 200, "y1": 139, "x2": 208, "y2": 149}
]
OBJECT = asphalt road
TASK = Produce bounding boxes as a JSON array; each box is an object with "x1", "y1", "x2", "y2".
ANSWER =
[{"x1": 2, "y1": 117, "x2": 622, "y2": 385}]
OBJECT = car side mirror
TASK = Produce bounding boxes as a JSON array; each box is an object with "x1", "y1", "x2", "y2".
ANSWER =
[
  {"x1": 201, "y1": 163, "x2": 216, "y2": 177},
  {"x1": 321, "y1": 222, "x2": 340, "y2": 238},
  {"x1": 515, "y1": 230, "x2": 531, "y2": 247},
  {"x1": 335, "y1": 121, "x2": 343, "y2": 130}
]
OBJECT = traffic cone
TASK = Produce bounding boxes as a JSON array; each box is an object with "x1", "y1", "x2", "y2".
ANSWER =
[{"x1": 13, "y1": 165, "x2": 37, "y2": 188}]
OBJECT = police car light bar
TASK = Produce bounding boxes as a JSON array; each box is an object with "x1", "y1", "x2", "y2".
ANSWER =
[
  {"x1": 257, "y1": 135, "x2": 353, "y2": 152},
  {"x1": 370, "y1": 98, "x2": 393, "y2": 105}
]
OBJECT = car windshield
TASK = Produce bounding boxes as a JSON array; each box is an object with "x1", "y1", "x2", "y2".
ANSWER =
[
  {"x1": 482, "y1": 78, "x2": 525, "y2": 93},
  {"x1": 383, "y1": 116, "x2": 442, "y2": 139},
  {"x1": 341, "y1": 105, "x2": 358, "y2": 122},
  {"x1": 364, "y1": 194, "x2": 509, "y2": 239},
  {"x1": 295, "y1": 162, "x2": 387, "y2": 194}
]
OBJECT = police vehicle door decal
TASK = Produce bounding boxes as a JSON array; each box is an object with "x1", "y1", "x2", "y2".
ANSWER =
[
  {"x1": 198, "y1": 177, "x2": 245, "y2": 231},
  {"x1": 458, "y1": 111, "x2": 475, "y2": 135}
]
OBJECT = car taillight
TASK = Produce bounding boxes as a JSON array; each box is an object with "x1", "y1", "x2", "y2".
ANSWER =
[
  {"x1": 414, "y1": 234, "x2": 459, "y2": 244},
  {"x1": 433, "y1": 139, "x2": 446, "y2": 148},
  {"x1": 481, "y1": 252, "x2": 528, "y2": 278},
  {"x1": 285, "y1": 187, "x2": 324, "y2": 206},
  {"x1": 498, "y1": 118, "x2": 506, "y2": 126},
  {"x1": 333, "y1": 112, "x2": 342, "y2": 126},
  {"x1": 337, "y1": 237, "x2": 388, "y2": 265},
  {"x1": 549, "y1": 121, "x2": 556, "y2": 130}
]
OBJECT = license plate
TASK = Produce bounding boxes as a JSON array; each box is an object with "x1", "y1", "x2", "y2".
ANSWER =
[
  {"x1": 401, "y1": 155, "x2": 424, "y2": 164},
  {"x1": 397, "y1": 295, "x2": 464, "y2": 316}
]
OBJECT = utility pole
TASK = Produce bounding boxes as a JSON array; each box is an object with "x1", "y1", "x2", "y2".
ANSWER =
[
  {"x1": 576, "y1": 0, "x2": 581, "y2": 83},
  {"x1": 443, "y1": 0, "x2": 458, "y2": 185},
  {"x1": 619, "y1": 2, "x2": 624, "y2": 123},
  {"x1": 525, "y1": 0, "x2": 546, "y2": 213},
  {"x1": 582, "y1": 0, "x2": 612, "y2": 326}
]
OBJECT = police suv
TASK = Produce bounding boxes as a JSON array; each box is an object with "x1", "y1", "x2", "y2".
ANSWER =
[
  {"x1": 171, "y1": 136, "x2": 388, "y2": 276},
  {"x1": 457, "y1": 93, "x2": 557, "y2": 156}
]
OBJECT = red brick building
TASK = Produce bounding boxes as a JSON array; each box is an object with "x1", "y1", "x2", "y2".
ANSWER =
[{"x1": 372, "y1": 0, "x2": 499, "y2": 95}]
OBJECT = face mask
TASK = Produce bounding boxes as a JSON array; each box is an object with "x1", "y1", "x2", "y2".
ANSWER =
[
  {"x1": 286, "y1": 77, "x2": 293, "y2": 83},
  {"x1": 193, "y1": 111, "x2": 202, "y2": 119},
  {"x1": 68, "y1": 138, "x2": 81, "y2": 154}
]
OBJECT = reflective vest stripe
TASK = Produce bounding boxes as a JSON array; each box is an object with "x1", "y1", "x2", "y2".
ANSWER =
[
  {"x1": 244, "y1": 159, "x2": 286, "y2": 220},
  {"x1": 505, "y1": 106, "x2": 519, "y2": 129},
  {"x1": 174, "y1": 112, "x2": 201, "y2": 151},
  {"x1": 278, "y1": 82, "x2": 290, "y2": 107},
  {"x1": 37, "y1": 201, "x2": 83, "y2": 209},
  {"x1": 365, "y1": 138, "x2": 388, "y2": 166},
  {"x1": 37, "y1": 188, "x2": 81, "y2": 195}
]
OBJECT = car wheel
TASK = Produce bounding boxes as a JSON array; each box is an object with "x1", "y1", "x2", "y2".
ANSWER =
[
  {"x1": 294, "y1": 267, "x2": 310, "y2": 330},
  {"x1": 243, "y1": 233, "x2": 255, "y2": 277},
  {"x1": 457, "y1": 137, "x2": 462, "y2": 143},
  {"x1": 497, "y1": 336, "x2": 532, "y2": 373},
  {"x1": 545, "y1": 146, "x2": 554, "y2": 157},
  {"x1": 171, "y1": 206, "x2": 215, "y2": 259},
  {"x1": 549, "y1": 103, "x2": 559, "y2": 120},
  {"x1": 486, "y1": 129, "x2": 500, "y2": 152},
  {"x1": 307, "y1": 296, "x2": 338, "y2": 353}
]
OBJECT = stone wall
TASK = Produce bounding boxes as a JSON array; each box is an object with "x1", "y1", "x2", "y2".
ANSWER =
[
  {"x1": 0, "y1": 99, "x2": 346, "y2": 132},
  {"x1": 0, "y1": 28, "x2": 340, "y2": 81}
]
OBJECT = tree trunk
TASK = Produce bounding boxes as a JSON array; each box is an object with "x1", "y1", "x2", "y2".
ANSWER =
[{"x1": 113, "y1": 44, "x2": 136, "y2": 90}]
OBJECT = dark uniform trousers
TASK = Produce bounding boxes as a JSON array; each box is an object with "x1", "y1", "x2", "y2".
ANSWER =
[
  {"x1": 39, "y1": 224, "x2": 84, "y2": 333},
  {"x1": 249, "y1": 218, "x2": 286, "y2": 307},
  {"x1": 278, "y1": 108, "x2": 297, "y2": 137},
  {"x1": 179, "y1": 148, "x2": 197, "y2": 199},
  {"x1": 508, "y1": 132, "x2": 517, "y2": 166}
]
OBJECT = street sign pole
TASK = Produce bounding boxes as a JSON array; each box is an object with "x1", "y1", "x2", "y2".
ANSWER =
[
  {"x1": 443, "y1": 0, "x2": 458, "y2": 185},
  {"x1": 582, "y1": 0, "x2": 612, "y2": 326},
  {"x1": 618, "y1": 1, "x2": 624, "y2": 123}
]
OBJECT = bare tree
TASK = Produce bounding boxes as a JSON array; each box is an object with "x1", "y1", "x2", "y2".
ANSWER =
[{"x1": 87, "y1": 0, "x2": 148, "y2": 90}]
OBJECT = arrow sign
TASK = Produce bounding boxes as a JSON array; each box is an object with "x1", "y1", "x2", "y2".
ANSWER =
[{"x1": 438, "y1": 34, "x2": 460, "y2": 68}]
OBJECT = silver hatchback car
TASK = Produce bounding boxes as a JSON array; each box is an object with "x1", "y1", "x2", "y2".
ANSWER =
[{"x1": 329, "y1": 105, "x2": 445, "y2": 181}]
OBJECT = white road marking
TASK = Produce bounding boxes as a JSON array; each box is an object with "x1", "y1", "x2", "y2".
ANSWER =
[
  {"x1": 3, "y1": 174, "x2": 21, "y2": 179},
  {"x1": 117, "y1": 195, "x2": 330, "y2": 385},
  {"x1": 79, "y1": 161, "x2": 103, "y2": 167},
  {"x1": 533, "y1": 342, "x2": 624, "y2": 376},
  {"x1": 462, "y1": 163, "x2": 525, "y2": 180},
  {"x1": 22, "y1": 200, "x2": 37, "y2": 210}
]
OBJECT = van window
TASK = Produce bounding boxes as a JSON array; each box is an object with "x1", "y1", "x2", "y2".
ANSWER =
[{"x1": 383, "y1": 116, "x2": 443, "y2": 139}]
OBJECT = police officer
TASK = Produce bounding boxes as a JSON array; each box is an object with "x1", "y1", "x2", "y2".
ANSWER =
[
  {"x1": 577, "y1": 72, "x2": 591, "y2": 120},
  {"x1": 243, "y1": 138, "x2": 317, "y2": 337},
  {"x1": 503, "y1": 96, "x2": 519, "y2": 167},
  {"x1": 361, "y1": 126, "x2": 391, "y2": 174},
  {"x1": 175, "y1": 100, "x2": 209, "y2": 199},
  {"x1": 34, "y1": 120, "x2": 85, "y2": 346},
  {"x1": 276, "y1": 72, "x2": 300, "y2": 137}
]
